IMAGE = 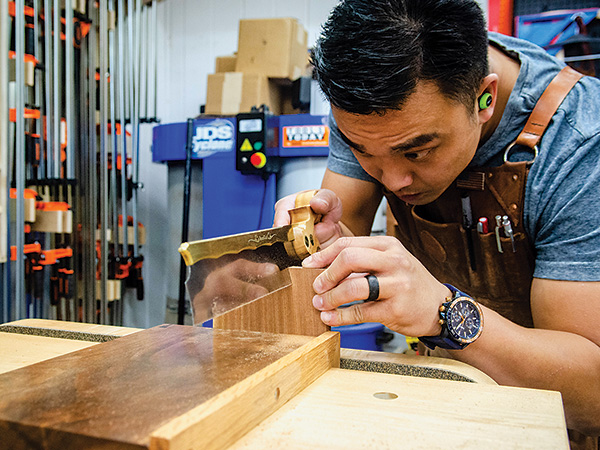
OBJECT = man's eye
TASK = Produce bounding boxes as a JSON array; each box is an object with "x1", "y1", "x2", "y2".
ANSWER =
[
  {"x1": 405, "y1": 149, "x2": 433, "y2": 161},
  {"x1": 352, "y1": 148, "x2": 371, "y2": 158}
]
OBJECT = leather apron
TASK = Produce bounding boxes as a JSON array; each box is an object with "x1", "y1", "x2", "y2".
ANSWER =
[
  {"x1": 386, "y1": 66, "x2": 596, "y2": 450},
  {"x1": 386, "y1": 66, "x2": 582, "y2": 326}
]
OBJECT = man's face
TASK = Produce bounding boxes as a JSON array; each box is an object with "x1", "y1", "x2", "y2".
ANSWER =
[{"x1": 331, "y1": 82, "x2": 483, "y2": 205}]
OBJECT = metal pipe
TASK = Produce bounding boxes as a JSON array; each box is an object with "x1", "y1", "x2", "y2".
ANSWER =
[
  {"x1": 65, "y1": 0, "x2": 74, "y2": 179},
  {"x1": 43, "y1": 0, "x2": 53, "y2": 179},
  {"x1": 79, "y1": 20, "x2": 89, "y2": 323},
  {"x1": 15, "y1": 0, "x2": 27, "y2": 319},
  {"x1": 52, "y1": 0, "x2": 60, "y2": 178},
  {"x1": 563, "y1": 54, "x2": 600, "y2": 63},
  {"x1": 99, "y1": 0, "x2": 109, "y2": 324},
  {"x1": 33, "y1": 0, "x2": 45, "y2": 180},
  {"x1": 108, "y1": 0, "x2": 119, "y2": 283},
  {"x1": 127, "y1": 0, "x2": 134, "y2": 149},
  {"x1": 32, "y1": 0, "x2": 43, "y2": 318},
  {"x1": 1, "y1": 0, "x2": 9, "y2": 320},
  {"x1": 151, "y1": 0, "x2": 157, "y2": 121},
  {"x1": 126, "y1": 0, "x2": 135, "y2": 264},
  {"x1": 87, "y1": 0, "x2": 98, "y2": 323},
  {"x1": 140, "y1": 4, "x2": 148, "y2": 121},
  {"x1": 131, "y1": 0, "x2": 142, "y2": 258},
  {"x1": 117, "y1": 0, "x2": 128, "y2": 257},
  {"x1": 178, "y1": 118, "x2": 195, "y2": 325}
]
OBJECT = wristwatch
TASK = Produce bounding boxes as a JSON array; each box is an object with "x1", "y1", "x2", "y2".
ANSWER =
[{"x1": 419, "y1": 284, "x2": 483, "y2": 350}]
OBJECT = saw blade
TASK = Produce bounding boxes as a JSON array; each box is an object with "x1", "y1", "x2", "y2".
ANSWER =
[
  {"x1": 178, "y1": 190, "x2": 320, "y2": 325},
  {"x1": 185, "y1": 242, "x2": 301, "y2": 325},
  {"x1": 179, "y1": 224, "x2": 294, "y2": 266}
]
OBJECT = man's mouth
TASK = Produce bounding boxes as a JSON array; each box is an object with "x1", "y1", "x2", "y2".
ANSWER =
[{"x1": 397, "y1": 192, "x2": 422, "y2": 203}]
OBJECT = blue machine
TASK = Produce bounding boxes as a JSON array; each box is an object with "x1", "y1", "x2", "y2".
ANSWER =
[
  {"x1": 153, "y1": 113, "x2": 386, "y2": 351},
  {"x1": 153, "y1": 114, "x2": 330, "y2": 238}
]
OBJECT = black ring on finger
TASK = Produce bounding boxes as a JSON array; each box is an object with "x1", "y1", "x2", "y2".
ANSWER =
[{"x1": 365, "y1": 274, "x2": 379, "y2": 302}]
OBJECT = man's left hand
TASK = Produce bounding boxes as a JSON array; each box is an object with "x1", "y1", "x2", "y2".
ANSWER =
[{"x1": 302, "y1": 235, "x2": 450, "y2": 337}]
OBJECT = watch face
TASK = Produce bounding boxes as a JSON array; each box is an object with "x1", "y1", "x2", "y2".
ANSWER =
[{"x1": 446, "y1": 298, "x2": 483, "y2": 344}]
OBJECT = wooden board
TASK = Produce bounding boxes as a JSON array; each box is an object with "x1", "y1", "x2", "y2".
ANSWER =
[
  {"x1": 230, "y1": 367, "x2": 569, "y2": 449},
  {"x1": 1, "y1": 320, "x2": 500, "y2": 387},
  {"x1": 0, "y1": 324, "x2": 340, "y2": 450},
  {"x1": 213, "y1": 267, "x2": 329, "y2": 337},
  {"x1": 0, "y1": 332, "x2": 98, "y2": 375}
]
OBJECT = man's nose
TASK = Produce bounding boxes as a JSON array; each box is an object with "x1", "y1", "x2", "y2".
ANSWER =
[{"x1": 381, "y1": 163, "x2": 413, "y2": 192}]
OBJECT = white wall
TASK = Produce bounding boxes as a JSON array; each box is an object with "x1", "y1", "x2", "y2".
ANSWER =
[
  {"x1": 157, "y1": 0, "x2": 339, "y2": 123},
  {"x1": 127, "y1": 0, "x2": 340, "y2": 328}
]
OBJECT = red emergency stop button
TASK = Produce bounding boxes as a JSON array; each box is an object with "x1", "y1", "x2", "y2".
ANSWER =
[{"x1": 250, "y1": 152, "x2": 267, "y2": 169}]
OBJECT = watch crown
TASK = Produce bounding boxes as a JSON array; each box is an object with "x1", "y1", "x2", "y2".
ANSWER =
[{"x1": 438, "y1": 319, "x2": 444, "y2": 326}]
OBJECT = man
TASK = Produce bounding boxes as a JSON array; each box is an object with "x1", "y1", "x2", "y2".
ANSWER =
[{"x1": 274, "y1": 0, "x2": 600, "y2": 446}]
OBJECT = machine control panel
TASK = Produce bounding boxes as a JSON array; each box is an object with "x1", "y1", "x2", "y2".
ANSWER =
[{"x1": 236, "y1": 112, "x2": 278, "y2": 176}]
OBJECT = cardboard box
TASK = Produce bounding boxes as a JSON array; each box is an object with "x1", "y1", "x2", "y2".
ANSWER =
[
  {"x1": 235, "y1": 18, "x2": 308, "y2": 80},
  {"x1": 215, "y1": 55, "x2": 237, "y2": 73},
  {"x1": 205, "y1": 72, "x2": 282, "y2": 115},
  {"x1": 279, "y1": 83, "x2": 299, "y2": 115}
]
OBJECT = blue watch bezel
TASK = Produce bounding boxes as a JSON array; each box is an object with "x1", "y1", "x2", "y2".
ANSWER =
[{"x1": 419, "y1": 284, "x2": 483, "y2": 350}]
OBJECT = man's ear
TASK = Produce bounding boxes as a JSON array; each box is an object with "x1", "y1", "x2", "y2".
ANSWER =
[{"x1": 477, "y1": 74, "x2": 498, "y2": 124}]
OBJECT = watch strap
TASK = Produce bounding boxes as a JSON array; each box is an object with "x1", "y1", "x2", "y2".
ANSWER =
[
  {"x1": 442, "y1": 283, "x2": 470, "y2": 299},
  {"x1": 419, "y1": 333, "x2": 467, "y2": 350},
  {"x1": 418, "y1": 284, "x2": 474, "y2": 350}
]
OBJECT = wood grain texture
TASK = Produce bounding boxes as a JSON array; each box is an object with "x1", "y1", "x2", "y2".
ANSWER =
[
  {"x1": 2, "y1": 320, "x2": 498, "y2": 387},
  {"x1": 230, "y1": 367, "x2": 569, "y2": 449},
  {"x1": 150, "y1": 331, "x2": 340, "y2": 450},
  {"x1": 213, "y1": 266, "x2": 329, "y2": 337},
  {"x1": 0, "y1": 332, "x2": 98, "y2": 375},
  {"x1": 0, "y1": 325, "x2": 339, "y2": 450}
]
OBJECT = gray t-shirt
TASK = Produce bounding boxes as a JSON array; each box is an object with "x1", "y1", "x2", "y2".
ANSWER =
[{"x1": 327, "y1": 32, "x2": 600, "y2": 282}]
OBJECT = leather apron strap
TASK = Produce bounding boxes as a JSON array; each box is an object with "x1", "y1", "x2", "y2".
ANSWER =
[{"x1": 514, "y1": 66, "x2": 583, "y2": 149}]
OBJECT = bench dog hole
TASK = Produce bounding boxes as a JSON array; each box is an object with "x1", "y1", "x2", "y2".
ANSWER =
[{"x1": 373, "y1": 392, "x2": 398, "y2": 400}]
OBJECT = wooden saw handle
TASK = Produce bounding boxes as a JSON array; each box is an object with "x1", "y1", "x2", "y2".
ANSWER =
[{"x1": 284, "y1": 190, "x2": 321, "y2": 260}]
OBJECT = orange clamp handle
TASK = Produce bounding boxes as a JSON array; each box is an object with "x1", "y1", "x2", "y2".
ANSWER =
[
  {"x1": 10, "y1": 243, "x2": 42, "y2": 261},
  {"x1": 40, "y1": 248, "x2": 73, "y2": 266},
  {"x1": 36, "y1": 201, "x2": 70, "y2": 212},
  {"x1": 10, "y1": 188, "x2": 38, "y2": 200}
]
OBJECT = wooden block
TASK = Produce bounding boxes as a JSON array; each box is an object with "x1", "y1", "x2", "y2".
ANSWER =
[
  {"x1": 121, "y1": 224, "x2": 146, "y2": 246},
  {"x1": 95, "y1": 225, "x2": 146, "y2": 246},
  {"x1": 0, "y1": 325, "x2": 340, "y2": 450},
  {"x1": 7, "y1": 59, "x2": 35, "y2": 86},
  {"x1": 25, "y1": 61, "x2": 35, "y2": 87},
  {"x1": 31, "y1": 209, "x2": 73, "y2": 233},
  {"x1": 151, "y1": 330, "x2": 340, "y2": 450},
  {"x1": 9, "y1": 197, "x2": 36, "y2": 223},
  {"x1": 95, "y1": 227, "x2": 112, "y2": 242},
  {"x1": 213, "y1": 267, "x2": 329, "y2": 337},
  {"x1": 94, "y1": 279, "x2": 122, "y2": 301},
  {"x1": 230, "y1": 368, "x2": 569, "y2": 449}
]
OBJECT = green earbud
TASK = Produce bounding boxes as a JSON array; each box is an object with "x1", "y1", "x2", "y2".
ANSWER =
[{"x1": 479, "y1": 92, "x2": 492, "y2": 110}]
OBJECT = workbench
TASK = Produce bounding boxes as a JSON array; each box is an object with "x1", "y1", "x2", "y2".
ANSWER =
[{"x1": 0, "y1": 319, "x2": 569, "y2": 449}]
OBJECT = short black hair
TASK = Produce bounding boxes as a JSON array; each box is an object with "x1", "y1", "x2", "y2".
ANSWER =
[{"x1": 312, "y1": 0, "x2": 489, "y2": 114}]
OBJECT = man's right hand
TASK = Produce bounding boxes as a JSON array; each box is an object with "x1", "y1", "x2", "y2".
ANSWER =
[{"x1": 273, "y1": 189, "x2": 350, "y2": 249}]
